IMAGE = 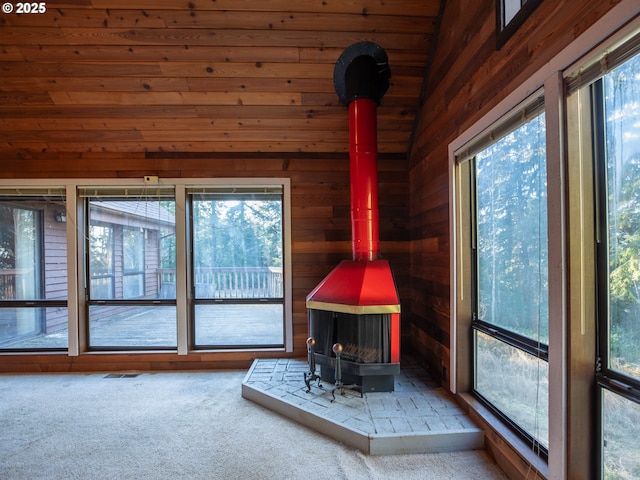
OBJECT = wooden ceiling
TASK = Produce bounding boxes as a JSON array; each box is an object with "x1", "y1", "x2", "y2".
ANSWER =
[{"x1": 0, "y1": 1, "x2": 441, "y2": 159}]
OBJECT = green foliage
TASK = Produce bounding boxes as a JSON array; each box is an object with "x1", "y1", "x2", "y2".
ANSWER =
[
  {"x1": 193, "y1": 198, "x2": 282, "y2": 269},
  {"x1": 475, "y1": 112, "x2": 549, "y2": 343},
  {"x1": 158, "y1": 197, "x2": 282, "y2": 271},
  {"x1": 604, "y1": 53, "x2": 640, "y2": 374}
]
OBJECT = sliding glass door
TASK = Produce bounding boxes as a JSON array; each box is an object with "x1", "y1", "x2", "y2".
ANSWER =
[
  {"x1": 190, "y1": 187, "x2": 284, "y2": 348},
  {"x1": 83, "y1": 190, "x2": 177, "y2": 349},
  {"x1": 0, "y1": 192, "x2": 68, "y2": 350}
]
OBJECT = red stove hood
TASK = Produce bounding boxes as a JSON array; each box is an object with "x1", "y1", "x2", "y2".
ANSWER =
[{"x1": 306, "y1": 259, "x2": 400, "y2": 315}]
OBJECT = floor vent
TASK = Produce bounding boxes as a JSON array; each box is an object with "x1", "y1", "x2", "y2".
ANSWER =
[{"x1": 104, "y1": 373, "x2": 140, "y2": 379}]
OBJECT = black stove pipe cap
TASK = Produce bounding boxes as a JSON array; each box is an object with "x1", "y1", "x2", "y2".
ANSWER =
[{"x1": 334, "y1": 41, "x2": 391, "y2": 106}]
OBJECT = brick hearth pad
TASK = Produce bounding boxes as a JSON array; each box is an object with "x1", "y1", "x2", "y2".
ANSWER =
[{"x1": 241, "y1": 357, "x2": 484, "y2": 455}]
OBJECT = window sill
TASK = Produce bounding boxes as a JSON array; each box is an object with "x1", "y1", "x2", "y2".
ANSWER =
[{"x1": 457, "y1": 392, "x2": 548, "y2": 480}]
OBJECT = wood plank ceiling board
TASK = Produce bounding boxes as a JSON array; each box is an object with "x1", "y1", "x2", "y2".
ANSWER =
[{"x1": 0, "y1": 0, "x2": 441, "y2": 159}]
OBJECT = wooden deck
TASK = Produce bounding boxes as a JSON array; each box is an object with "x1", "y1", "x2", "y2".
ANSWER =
[{"x1": 5, "y1": 304, "x2": 284, "y2": 350}]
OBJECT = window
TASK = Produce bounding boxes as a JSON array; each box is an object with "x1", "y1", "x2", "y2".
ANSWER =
[
  {"x1": 593, "y1": 50, "x2": 640, "y2": 479},
  {"x1": 566, "y1": 31, "x2": 640, "y2": 478},
  {"x1": 459, "y1": 98, "x2": 549, "y2": 454},
  {"x1": 450, "y1": 10, "x2": 638, "y2": 477},
  {"x1": 84, "y1": 193, "x2": 177, "y2": 349},
  {"x1": 0, "y1": 190, "x2": 68, "y2": 350},
  {"x1": 496, "y1": 0, "x2": 542, "y2": 49},
  {"x1": 0, "y1": 179, "x2": 292, "y2": 354},
  {"x1": 190, "y1": 187, "x2": 284, "y2": 348}
]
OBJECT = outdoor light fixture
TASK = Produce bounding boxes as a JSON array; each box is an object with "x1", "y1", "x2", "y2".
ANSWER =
[{"x1": 55, "y1": 211, "x2": 67, "y2": 223}]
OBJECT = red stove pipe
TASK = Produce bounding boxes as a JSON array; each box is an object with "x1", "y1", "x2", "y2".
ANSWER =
[
  {"x1": 349, "y1": 97, "x2": 380, "y2": 261},
  {"x1": 335, "y1": 43, "x2": 389, "y2": 262}
]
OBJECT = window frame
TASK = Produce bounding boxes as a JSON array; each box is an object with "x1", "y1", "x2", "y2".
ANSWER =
[
  {"x1": 84, "y1": 194, "x2": 177, "y2": 350},
  {"x1": 496, "y1": 0, "x2": 542, "y2": 49},
  {"x1": 591, "y1": 71, "x2": 640, "y2": 399},
  {"x1": 452, "y1": 88, "x2": 557, "y2": 478},
  {"x1": 465, "y1": 100, "x2": 550, "y2": 457},
  {"x1": 564, "y1": 27, "x2": 640, "y2": 476},
  {"x1": 0, "y1": 178, "x2": 293, "y2": 355},
  {"x1": 450, "y1": 10, "x2": 639, "y2": 478},
  {"x1": 0, "y1": 192, "x2": 68, "y2": 352},
  {"x1": 188, "y1": 187, "x2": 286, "y2": 350},
  {"x1": 590, "y1": 70, "x2": 640, "y2": 477}
]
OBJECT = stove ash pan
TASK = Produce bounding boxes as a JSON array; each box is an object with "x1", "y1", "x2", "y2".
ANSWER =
[{"x1": 308, "y1": 309, "x2": 400, "y2": 392}]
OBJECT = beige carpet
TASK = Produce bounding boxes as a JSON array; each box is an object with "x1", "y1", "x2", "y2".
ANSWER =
[{"x1": 0, "y1": 370, "x2": 507, "y2": 479}]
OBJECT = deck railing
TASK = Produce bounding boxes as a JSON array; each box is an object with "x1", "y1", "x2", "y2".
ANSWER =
[
  {"x1": 158, "y1": 266, "x2": 283, "y2": 299},
  {"x1": 1, "y1": 267, "x2": 283, "y2": 301}
]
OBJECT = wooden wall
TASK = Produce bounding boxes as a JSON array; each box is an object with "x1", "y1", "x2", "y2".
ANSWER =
[
  {"x1": 408, "y1": 1, "x2": 630, "y2": 476},
  {"x1": 408, "y1": 0, "x2": 631, "y2": 476},
  {"x1": 0, "y1": 153, "x2": 410, "y2": 372},
  {"x1": 407, "y1": 0, "x2": 621, "y2": 382}
]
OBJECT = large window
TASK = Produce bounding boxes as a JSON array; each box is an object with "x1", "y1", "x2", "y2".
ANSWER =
[
  {"x1": 0, "y1": 190, "x2": 68, "y2": 350},
  {"x1": 565, "y1": 30, "x2": 640, "y2": 479},
  {"x1": 463, "y1": 99, "x2": 549, "y2": 454},
  {"x1": 190, "y1": 188, "x2": 284, "y2": 348},
  {"x1": 452, "y1": 11, "x2": 639, "y2": 477},
  {"x1": 593, "y1": 49, "x2": 640, "y2": 479},
  {"x1": 0, "y1": 179, "x2": 291, "y2": 354},
  {"x1": 85, "y1": 193, "x2": 177, "y2": 349}
]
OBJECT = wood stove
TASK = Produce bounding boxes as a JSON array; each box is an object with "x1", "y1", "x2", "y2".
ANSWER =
[{"x1": 305, "y1": 42, "x2": 400, "y2": 393}]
